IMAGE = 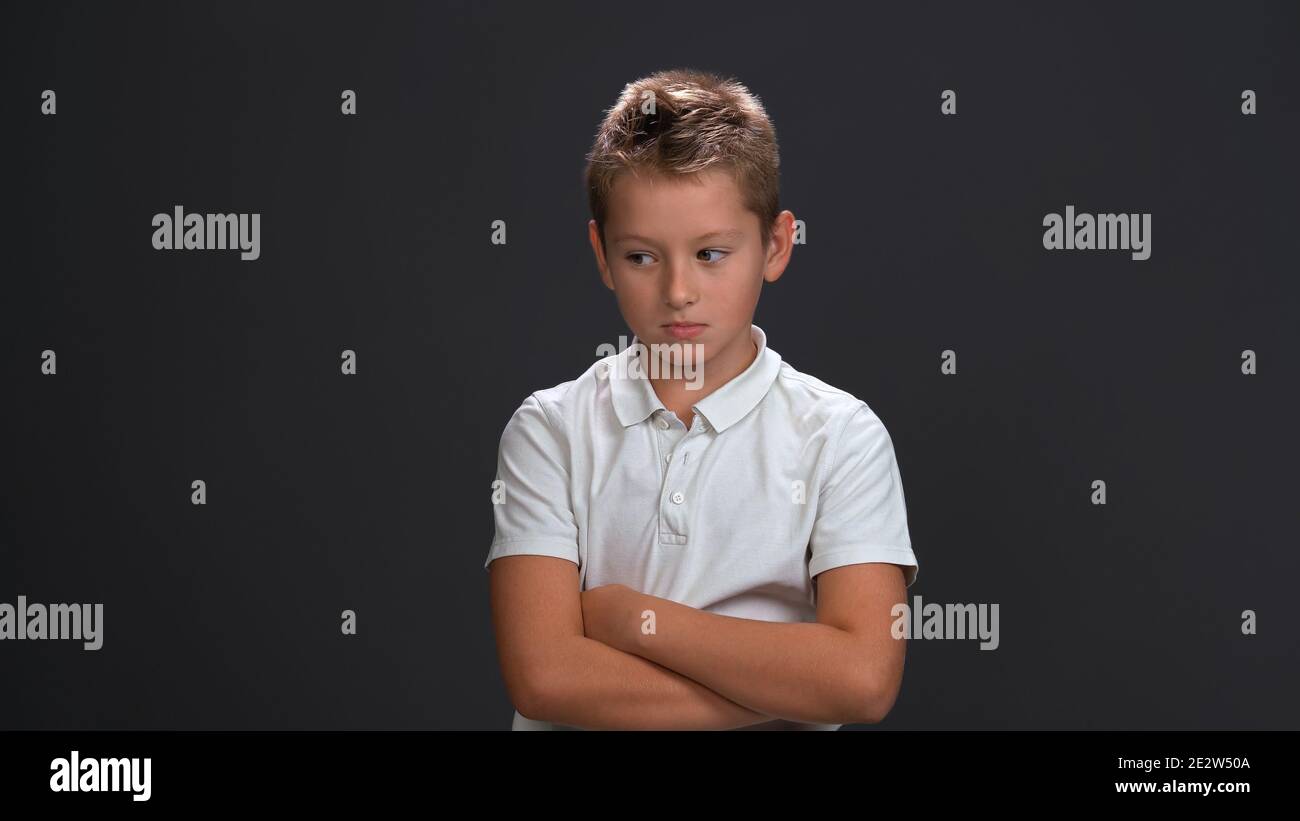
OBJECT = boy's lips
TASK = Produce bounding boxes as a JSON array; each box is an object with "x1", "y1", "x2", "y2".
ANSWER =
[{"x1": 663, "y1": 322, "x2": 706, "y2": 339}]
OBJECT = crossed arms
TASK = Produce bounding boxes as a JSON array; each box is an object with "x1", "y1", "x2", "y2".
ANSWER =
[{"x1": 487, "y1": 554, "x2": 908, "y2": 729}]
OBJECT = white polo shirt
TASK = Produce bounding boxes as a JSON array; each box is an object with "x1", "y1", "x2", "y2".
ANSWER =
[{"x1": 485, "y1": 324, "x2": 918, "y2": 730}]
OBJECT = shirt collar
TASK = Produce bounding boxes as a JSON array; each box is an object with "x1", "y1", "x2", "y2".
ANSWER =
[{"x1": 608, "y1": 324, "x2": 782, "y2": 433}]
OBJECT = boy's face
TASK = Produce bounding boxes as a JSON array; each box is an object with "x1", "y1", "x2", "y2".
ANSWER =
[{"x1": 589, "y1": 167, "x2": 793, "y2": 379}]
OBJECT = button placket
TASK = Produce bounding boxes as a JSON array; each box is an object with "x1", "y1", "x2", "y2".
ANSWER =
[
  {"x1": 656, "y1": 412, "x2": 677, "y2": 480},
  {"x1": 658, "y1": 419, "x2": 693, "y2": 543}
]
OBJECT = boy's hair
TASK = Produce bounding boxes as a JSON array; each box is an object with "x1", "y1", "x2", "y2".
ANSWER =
[{"x1": 584, "y1": 68, "x2": 781, "y2": 253}]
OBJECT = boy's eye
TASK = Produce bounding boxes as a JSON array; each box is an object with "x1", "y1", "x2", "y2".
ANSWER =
[{"x1": 624, "y1": 250, "x2": 728, "y2": 266}]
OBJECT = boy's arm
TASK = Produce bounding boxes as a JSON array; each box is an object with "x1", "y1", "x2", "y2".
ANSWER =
[
  {"x1": 488, "y1": 554, "x2": 775, "y2": 729},
  {"x1": 582, "y1": 562, "x2": 908, "y2": 726}
]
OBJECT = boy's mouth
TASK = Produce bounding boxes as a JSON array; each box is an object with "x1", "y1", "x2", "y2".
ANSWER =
[{"x1": 663, "y1": 322, "x2": 706, "y2": 340}]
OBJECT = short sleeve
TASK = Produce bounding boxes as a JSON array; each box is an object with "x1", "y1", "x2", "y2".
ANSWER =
[
  {"x1": 484, "y1": 394, "x2": 581, "y2": 571},
  {"x1": 808, "y1": 404, "x2": 918, "y2": 587}
]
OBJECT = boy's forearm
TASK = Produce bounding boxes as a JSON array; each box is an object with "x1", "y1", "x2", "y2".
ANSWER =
[
  {"x1": 528, "y1": 635, "x2": 775, "y2": 730},
  {"x1": 593, "y1": 591, "x2": 881, "y2": 726}
]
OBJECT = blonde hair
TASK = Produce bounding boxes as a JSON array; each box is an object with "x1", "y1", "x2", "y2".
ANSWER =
[{"x1": 584, "y1": 68, "x2": 781, "y2": 252}]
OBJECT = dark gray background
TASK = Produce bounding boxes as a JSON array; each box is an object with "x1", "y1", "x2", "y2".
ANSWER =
[{"x1": 2, "y1": 1, "x2": 1296, "y2": 729}]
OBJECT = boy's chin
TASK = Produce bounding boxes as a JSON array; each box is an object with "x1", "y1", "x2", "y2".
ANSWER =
[{"x1": 639, "y1": 339, "x2": 708, "y2": 375}]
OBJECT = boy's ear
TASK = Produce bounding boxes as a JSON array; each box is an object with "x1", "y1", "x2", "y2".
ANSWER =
[
  {"x1": 762, "y1": 210, "x2": 796, "y2": 284},
  {"x1": 589, "y1": 219, "x2": 615, "y2": 290}
]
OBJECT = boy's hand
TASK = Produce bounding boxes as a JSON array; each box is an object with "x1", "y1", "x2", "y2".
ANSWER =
[{"x1": 580, "y1": 583, "x2": 642, "y2": 653}]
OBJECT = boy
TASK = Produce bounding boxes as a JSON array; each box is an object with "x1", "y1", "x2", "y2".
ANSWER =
[{"x1": 485, "y1": 69, "x2": 918, "y2": 730}]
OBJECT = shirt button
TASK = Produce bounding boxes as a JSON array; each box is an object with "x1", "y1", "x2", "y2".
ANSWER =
[
  {"x1": 671, "y1": 491, "x2": 684, "y2": 504},
  {"x1": 665, "y1": 453, "x2": 672, "y2": 463},
  {"x1": 658, "y1": 418, "x2": 669, "y2": 429}
]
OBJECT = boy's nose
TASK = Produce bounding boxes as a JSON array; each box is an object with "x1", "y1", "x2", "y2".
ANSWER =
[{"x1": 662, "y1": 261, "x2": 698, "y2": 307}]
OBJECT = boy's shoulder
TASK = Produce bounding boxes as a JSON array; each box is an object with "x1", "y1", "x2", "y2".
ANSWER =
[
  {"x1": 767, "y1": 363, "x2": 905, "y2": 490},
  {"x1": 774, "y1": 359, "x2": 861, "y2": 408},
  {"x1": 505, "y1": 355, "x2": 611, "y2": 429},
  {"x1": 772, "y1": 358, "x2": 891, "y2": 436}
]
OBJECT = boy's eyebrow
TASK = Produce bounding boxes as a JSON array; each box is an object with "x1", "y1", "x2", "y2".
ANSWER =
[{"x1": 611, "y1": 229, "x2": 745, "y2": 245}]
